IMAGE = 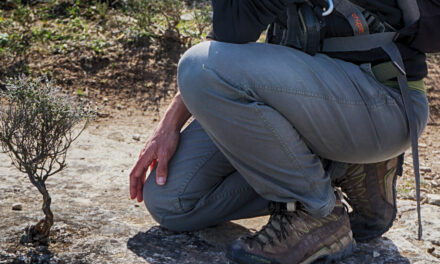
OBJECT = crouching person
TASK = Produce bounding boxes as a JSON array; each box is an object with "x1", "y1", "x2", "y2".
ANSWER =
[{"x1": 129, "y1": 0, "x2": 431, "y2": 263}]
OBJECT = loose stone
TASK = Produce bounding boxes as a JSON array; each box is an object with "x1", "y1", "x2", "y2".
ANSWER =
[
  {"x1": 427, "y1": 194, "x2": 440, "y2": 206},
  {"x1": 12, "y1": 203, "x2": 22, "y2": 211}
]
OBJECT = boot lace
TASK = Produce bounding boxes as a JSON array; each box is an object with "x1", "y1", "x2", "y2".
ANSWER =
[
  {"x1": 335, "y1": 164, "x2": 369, "y2": 215},
  {"x1": 243, "y1": 202, "x2": 312, "y2": 250}
]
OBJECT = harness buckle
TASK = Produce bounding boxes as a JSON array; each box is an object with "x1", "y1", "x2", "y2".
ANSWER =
[
  {"x1": 392, "y1": 60, "x2": 407, "y2": 76},
  {"x1": 322, "y1": 0, "x2": 334, "y2": 16}
]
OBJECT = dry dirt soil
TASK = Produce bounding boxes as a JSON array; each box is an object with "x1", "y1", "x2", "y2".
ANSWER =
[{"x1": 1, "y1": 51, "x2": 440, "y2": 263}]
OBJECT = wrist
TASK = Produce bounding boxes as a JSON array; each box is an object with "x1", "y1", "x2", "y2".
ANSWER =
[
  {"x1": 160, "y1": 114, "x2": 183, "y2": 133},
  {"x1": 160, "y1": 93, "x2": 191, "y2": 132}
]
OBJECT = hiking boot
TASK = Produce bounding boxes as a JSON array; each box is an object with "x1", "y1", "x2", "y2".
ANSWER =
[
  {"x1": 334, "y1": 155, "x2": 404, "y2": 242},
  {"x1": 226, "y1": 192, "x2": 354, "y2": 264}
]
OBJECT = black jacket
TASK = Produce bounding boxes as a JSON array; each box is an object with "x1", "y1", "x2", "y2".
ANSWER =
[{"x1": 209, "y1": 0, "x2": 427, "y2": 80}]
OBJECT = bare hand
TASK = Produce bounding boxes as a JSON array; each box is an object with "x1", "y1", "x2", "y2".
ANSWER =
[{"x1": 129, "y1": 127, "x2": 180, "y2": 202}]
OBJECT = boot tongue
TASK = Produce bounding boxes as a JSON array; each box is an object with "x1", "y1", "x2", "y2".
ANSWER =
[
  {"x1": 286, "y1": 202, "x2": 297, "y2": 212},
  {"x1": 269, "y1": 201, "x2": 297, "y2": 214}
]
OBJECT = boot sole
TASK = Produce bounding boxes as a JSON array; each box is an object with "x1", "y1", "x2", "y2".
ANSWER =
[
  {"x1": 226, "y1": 240, "x2": 355, "y2": 264},
  {"x1": 300, "y1": 240, "x2": 355, "y2": 264}
]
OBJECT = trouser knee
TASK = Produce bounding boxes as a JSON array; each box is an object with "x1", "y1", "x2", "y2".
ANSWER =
[
  {"x1": 143, "y1": 173, "x2": 202, "y2": 232},
  {"x1": 177, "y1": 42, "x2": 215, "y2": 113}
]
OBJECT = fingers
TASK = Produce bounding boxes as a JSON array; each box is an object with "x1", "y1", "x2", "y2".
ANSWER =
[
  {"x1": 130, "y1": 150, "x2": 154, "y2": 200},
  {"x1": 136, "y1": 167, "x2": 148, "y2": 202},
  {"x1": 130, "y1": 171, "x2": 142, "y2": 200},
  {"x1": 130, "y1": 132, "x2": 177, "y2": 201},
  {"x1": 156, "y1": 153, "x2": 169, "y2": 186},
  {"x1": 149, "y1": 159, "x2": 157, "y2": 172},
  {"x1": 129, "y1": 173, "x2": 137, "y2": 200},
  {"x1": 136, "y1": 176, "x2": 143, "y2": 202}
]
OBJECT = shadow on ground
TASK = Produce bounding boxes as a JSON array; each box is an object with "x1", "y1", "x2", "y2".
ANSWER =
[
  {"x1": 127, "y1": 226, "x2": 229, "y2": 264},
  {"x1": 127, "y1": 223, "x2": 409, "y2": 264},
  {"x1": 1, "y1": 245, "x2": 55, "y2": 264}
]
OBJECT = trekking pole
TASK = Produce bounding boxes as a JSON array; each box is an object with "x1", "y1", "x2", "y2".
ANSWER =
[{"x1": 322, "y1": 0, "x2": 334, "y2": 16}]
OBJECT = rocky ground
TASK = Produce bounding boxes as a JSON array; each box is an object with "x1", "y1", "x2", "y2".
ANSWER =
[
  {"x1": 1, "y1": 2, "x2": 440, "y2": 263},
  {"x1": 0, "y1": 108, "x2": 439, "y2": 264}
]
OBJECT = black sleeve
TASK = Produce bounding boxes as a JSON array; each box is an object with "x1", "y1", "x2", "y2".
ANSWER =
[{"x1": 211, "y1": 0, "x2": 294, "y2": 43}]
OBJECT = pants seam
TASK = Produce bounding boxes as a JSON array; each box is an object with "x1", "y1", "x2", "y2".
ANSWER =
[
  {"x1": 202, "y1": 58, "x2": 333, "y2": 212},
  {"x1": 163, "y1": 185, "x2": 255, "y2": 223},
  {"x1": 256, "y1": 87, "x2": 393, "y2": 108},
  {"x1": 203, "y1": 64, "x2": 257, "y2": 100},
  {"x1": 201, "y1": 186, "x2": 255, "y2": 206},
  {"x1": 176, "y1": 148, "x2": 222, "y2": 211},
  {"x1": 204, "y1": 64, "x2": 325, "y2": 207},
  {"x1": 206, "y1": 50, "x2": 391, "y2": 108},
  {"x1": 252, "y1": 103, "x2": 316, "y2": 194}
]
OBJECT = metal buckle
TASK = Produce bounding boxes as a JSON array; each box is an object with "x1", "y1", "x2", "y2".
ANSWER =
[
  {"x1": 322, "y1": 0, "x2": 334, "y2": 16},
  {"x1": 392, "y1": 61, "x2": 407, "y2": 76}
]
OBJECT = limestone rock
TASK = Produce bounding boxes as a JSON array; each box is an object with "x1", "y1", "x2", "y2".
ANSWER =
[
  {"x1": 132, "y1": 134, "x2": 141, "y2": 141},
  {"x1": 1, "y1": 121, "x2": 439, "y2": 264},
  {"x1": 427, "y1": 194, "x2": 440, "y2": 206},
  {"x1": 12, "y1": 203, "x2": 22, "y2": 211}
]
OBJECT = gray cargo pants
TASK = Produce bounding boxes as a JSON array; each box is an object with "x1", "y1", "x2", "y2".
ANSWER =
[{"x1": 143, "y1": 41, "x2": 429, "y2": 232}]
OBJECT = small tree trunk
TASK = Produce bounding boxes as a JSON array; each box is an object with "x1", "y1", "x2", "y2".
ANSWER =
[
  {"x1": 36, "y1": 181, "x2": 54, "y2": 236},
  {"x1": 23, "y1": 178, "x2": 54, "y2": 245}
]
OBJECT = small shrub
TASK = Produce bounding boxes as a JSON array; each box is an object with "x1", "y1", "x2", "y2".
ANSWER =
[
  {"x1": 180, "y1": 3, "x2": 212, "y2": 45},
  {"x1": 0, "y1": 75, "x2": 94, "y2": 245},
  {"x1": 126, "y1": 0, "x2": 211, "y2": 45}
]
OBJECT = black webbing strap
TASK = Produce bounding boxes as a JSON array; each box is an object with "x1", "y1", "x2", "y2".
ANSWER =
[
  {"x1": 266, "y1": 22, "x2": 284, "y2": 44},
  {"x1": 321, "y1": 27, "x2": 423, "y2": 241},
  {"x1": 382, "y1": 42, "x2": 423, "y2": 240},
  {"x1": 271, "y1": 1, "x2": 423, "y2": 239},
  {"x1": 283, "y1": 4, "x2": 301, "y2": 48},
  {"x1": 322, "y1": 32, "x2": 396, "y2": 52}
]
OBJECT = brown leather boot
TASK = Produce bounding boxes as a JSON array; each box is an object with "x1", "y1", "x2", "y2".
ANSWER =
[
  {"x1": 334, "y1": 155, "x2": 404, "y2": 242},
  {"x1": 226, "y1": 192, "x2": 354, "y2": 264}
]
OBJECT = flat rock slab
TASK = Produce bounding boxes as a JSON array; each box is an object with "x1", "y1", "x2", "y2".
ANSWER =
[
  {"x1": 125, "y1": 205, "x2": 440, "y2": 264},
  {"x1": 125, "y1": 199, "x2": 439, "y2": 264},
  {"x1": 1, "y1": 119, "x2": 439, "y2": 263}
]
